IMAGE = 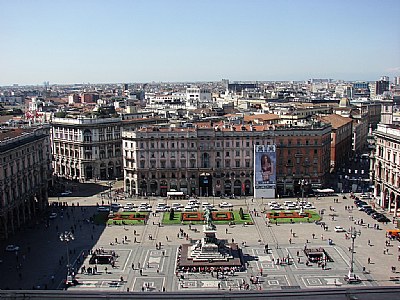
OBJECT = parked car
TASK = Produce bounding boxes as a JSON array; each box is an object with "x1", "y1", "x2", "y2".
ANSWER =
[
  {"x1": 187, "y1": 201, "x2": 200, "y2": 208},
  {"x1": 219, "y1": 202, "x2": 233, "y2": 208},
  {"x1": 304, "y1": 204, "x2": 315, "y2": 209},
  {"x1": 171, "y1": 203, "x2": 184, "y2": 209},
  {"x1": 372, "y1": 212, "x2": 384, "y2": 219},
  {"x1": 184, "y1": 205, "x2": 197, "y2": 212},
  {"x1": 123, "y1": 206, "x2": 135, "y2": 212},
  {"x1": 138, "y1": 207, "x2": 151, "y2": 212},
  {"x1": 365, "y1": 209, "x2": 377, "y2": 215},
  {"x1": 155, "y1": 206, "x2": 168, "y2": 212},
  {"x1": 270, "y1": 205, "x2": 284, "y2": 210},
  {"x1": 5, "y1": 245, "x2": 20, "y2": 252},
  {"x1": 377, "y1": 216, "x2": 390, "y2": 223},
  {"x1": 286, "y1": 203, "x2": 297, "y2": 209},
  {"x1": 334, "y1": 226, "x2": 346, "y2": 232}
]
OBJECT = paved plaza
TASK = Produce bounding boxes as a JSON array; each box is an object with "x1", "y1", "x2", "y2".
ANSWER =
[{"x1": 0, "y1": 181, "x2": 399, "y2": 292}]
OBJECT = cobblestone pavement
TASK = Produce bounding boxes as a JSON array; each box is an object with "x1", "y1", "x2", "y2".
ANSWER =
[{"x1": 0, "y1": 181, "x2": 399, "y2": 291}]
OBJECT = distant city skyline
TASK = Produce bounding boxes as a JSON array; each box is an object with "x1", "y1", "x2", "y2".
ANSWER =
[{"x1": 1, "y1": 0, "x2": 399, "y2": 86}]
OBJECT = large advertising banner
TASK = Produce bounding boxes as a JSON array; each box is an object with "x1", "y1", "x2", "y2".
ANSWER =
[{"x1": 254, "y1": 144, "x2": 276, "y2": 198}]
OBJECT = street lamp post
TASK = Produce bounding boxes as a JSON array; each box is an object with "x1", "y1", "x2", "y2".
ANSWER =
[
  {"x1": 347, "y1": 227, "x2": 361, "y2": 281},
  {"x1": 59, "y1": 231, "x2": 75, "y2": 280}
]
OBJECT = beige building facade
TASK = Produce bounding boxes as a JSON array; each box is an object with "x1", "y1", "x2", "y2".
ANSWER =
[
  {"x1": 122, "y1": 122, "x2": 332, "y2": 198},
  {"x1": 0, "y1": 127, "x2": 52, "y2": 239},
  {"x1": 373, "y1": 123, "x2": 400, "y2": 216}
]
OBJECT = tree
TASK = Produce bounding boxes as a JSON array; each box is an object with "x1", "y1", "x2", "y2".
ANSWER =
[{"x1": 239, "y1": 207, "x2": 244, "y2": 220}]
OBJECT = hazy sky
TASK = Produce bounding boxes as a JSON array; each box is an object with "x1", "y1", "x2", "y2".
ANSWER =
[{"x1": 1, "y1": 0, "x2": 399, "y2": 85}]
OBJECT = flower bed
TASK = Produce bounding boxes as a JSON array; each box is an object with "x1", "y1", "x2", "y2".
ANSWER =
[
  {"x1": 110, "y1": 213, "x2": 149, "y2": 221},
  {"x1": 212, "y1": 212, "x2": 233, "y2": 221},
  {"x1": 181, "y1": 212, "x2": 204, "y2": 222},
  {"x1": 267, "y1": 211, "x2": 311, "y2": 219},
  {"x1": 181, "y1": 211, "x2": 234, "y2": 222}
]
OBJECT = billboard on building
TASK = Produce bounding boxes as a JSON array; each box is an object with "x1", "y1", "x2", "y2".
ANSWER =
[{"x1": 254, "y1": 144, "x2": 276, "y2": 198}]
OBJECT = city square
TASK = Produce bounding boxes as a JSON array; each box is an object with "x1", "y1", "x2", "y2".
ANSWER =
[{"x1": 1, "y1": 181, "x2": 399, "y2": 293}]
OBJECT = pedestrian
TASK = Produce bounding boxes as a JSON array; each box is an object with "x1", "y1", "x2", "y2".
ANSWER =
[
  {"x1": 289, "y1": 238, "x2": 292, "y2": 244},
  {"x1": 139, "y1": 269, "x2": 143, "y2": 276},
  {"x1": 166, "y1": 236, "x2": 169, "y2": 241},
  {"x1": 131, "y1": 263, "x2": 134, "y2": 269},
  {"x1": 368, "y1": 257, "x2": 371, "y2": 264}
]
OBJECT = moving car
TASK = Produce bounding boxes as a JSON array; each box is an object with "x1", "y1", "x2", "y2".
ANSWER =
[
  {"x1": 97, "y1": 206, "x2": 110, "y2": 212},
  {"x1": 5, "y1": 245, "x2": 20, "y2": 252},
  {"x1": 60, "y1": 190, "x2": 72, "y2": 196},
  {"x1": 49, "y1": 212, "x2": 58, "y2": 219},
  {"x1": 334, "y1": 226, "x2": 346, "y2": 232}
]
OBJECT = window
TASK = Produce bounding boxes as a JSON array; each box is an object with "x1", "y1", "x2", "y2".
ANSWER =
[
  {"x1": 225, "y1": 151, "x2": 230, "y2": 157},
  {"x1": 201, "y1": 153, "x2": 210, "y2": 168},
  {"x1": 235, "y1": 150, "x2": 240, "y2": 157},
  {"x1": 226, "y1": 141, "x2": 230, "y2": 147},
  {"x1": 236, "y1": 141, "x2": 240, "y2": 147},
  {"x1": 246, "y1": 141, "x2": 250, "y2": 147},
  {"x1": 225, "y1": 160, "x2": 230, "y2": 167},
  {"x1": 245, "y1": 160, "x2": 250, "y2": 168},
  {"x1": 161, "y1": 161, "x2": 166, "y2": 168},
  {"x1": 216, "y1": 152, "x2": 220, "y2": 157},
  {"x1": 235, "y1": 160, "x2": 240, "y2": 167}
]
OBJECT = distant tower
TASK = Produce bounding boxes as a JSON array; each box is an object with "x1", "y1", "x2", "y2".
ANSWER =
[{"x1": 376, "y1": 76, "x2": 390, "y2": 95}]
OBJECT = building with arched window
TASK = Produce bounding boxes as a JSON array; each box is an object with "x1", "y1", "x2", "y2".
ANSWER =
[
  {"x1": 51, "y1": 117, "x2": 123, "y2": 181},
  {"x1": 373, "y1": 123, "x2": 400, "y2": 216},
  {"x1": 0, "y1": 126, "x2": 52, "y2": 239},
  {"x1": 122, "y1": 121, "x2": 332, "y2": 198}
]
